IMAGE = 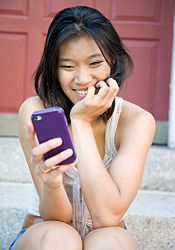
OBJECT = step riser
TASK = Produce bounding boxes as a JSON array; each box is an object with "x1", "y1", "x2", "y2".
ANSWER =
[
  {"x1": 140, "y1": 146, "x2": 175, "y2": 192},
  {"x1": 1, "y1": 138, "x2": 175, "y2": 191}
]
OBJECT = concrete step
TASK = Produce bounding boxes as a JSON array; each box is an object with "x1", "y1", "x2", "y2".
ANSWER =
[
  {"x1": 0, "y1": 182, "x2": 175, "y2": 250},
  {"x1": 0, "y1": 137, "x2": 175, "y2": 191},
  {"x1": 126, "y1": 190, "x2": 175, "y2": 250},
  {"x1": 141, "y1": 145, "x2": 175, "y2": 192},
  {"x1": 0, "y1": 137, "x2": 32, "y2": 183}
]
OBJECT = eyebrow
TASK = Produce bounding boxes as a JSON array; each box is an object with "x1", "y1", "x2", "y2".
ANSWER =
[
  {"x1": 59, "y1": 53, "x2": 103, "y2": 62},
  {"x1": 88, "y1": 53, "x2": 103, "y2": 59},
  {"x1": 59, "y1": 58, "x2": 73, "y2": 62}
]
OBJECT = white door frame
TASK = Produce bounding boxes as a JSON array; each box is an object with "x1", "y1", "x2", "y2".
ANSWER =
[{"x1": 168, "y1": 6, "x2": 175, "y2": 148}]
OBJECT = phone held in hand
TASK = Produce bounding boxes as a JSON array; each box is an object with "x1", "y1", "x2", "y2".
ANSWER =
[{"x1": 31, "y1": 107, "x2": 77, "y2": 165}]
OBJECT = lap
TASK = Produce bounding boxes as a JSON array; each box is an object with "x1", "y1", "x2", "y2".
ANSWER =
[{"x1": 11, "y1": 220, "x2": 136, "y2": 250}]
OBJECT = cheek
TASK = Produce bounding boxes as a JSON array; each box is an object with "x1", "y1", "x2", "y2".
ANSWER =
[
  {"x1": 57, "y1": 71, "x2": 69, "y2": 90},
  {"x1": 101, "y1": 65, "x2": 111, "y2": 78}
]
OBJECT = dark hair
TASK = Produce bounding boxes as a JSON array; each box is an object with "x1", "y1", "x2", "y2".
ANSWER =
[{"x1": 34, "y1": 6, "x2": 133, "y2": 124}]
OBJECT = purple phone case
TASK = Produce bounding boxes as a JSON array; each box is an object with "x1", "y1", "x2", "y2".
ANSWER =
[{"x1": 31, "y1": 107, "x2": 76, "y2": 165}]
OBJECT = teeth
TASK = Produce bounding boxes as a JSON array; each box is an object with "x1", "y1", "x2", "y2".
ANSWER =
[{"x1": 76, "y1": 89, "x2": 88, "y2": 95}]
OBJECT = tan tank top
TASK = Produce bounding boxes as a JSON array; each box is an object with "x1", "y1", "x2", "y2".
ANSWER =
[{"x1": 28, "y1": 97, "x2": 123, "y2": 238}]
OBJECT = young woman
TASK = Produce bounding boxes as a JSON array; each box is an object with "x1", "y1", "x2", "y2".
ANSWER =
[{"x1": 10, "y1": 6, "x2": 155, "y2": 250}]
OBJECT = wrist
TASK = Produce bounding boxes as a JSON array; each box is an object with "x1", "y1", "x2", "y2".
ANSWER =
[
  {"x1": 70, "y1": 115, "x2": 92, "y2": 125},
  {"x1": 43, "y1": 179, "x2": 64, "y2": 192}
]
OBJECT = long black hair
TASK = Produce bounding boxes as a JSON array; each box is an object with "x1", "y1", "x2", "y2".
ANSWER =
[{"x1": 34, "y1": 6, "x2": 133, "y2": 124}]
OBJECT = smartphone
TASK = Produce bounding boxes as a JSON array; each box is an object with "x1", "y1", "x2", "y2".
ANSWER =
[{"x1": 31, "y1": 107, "x2": 76, "y2": 165}]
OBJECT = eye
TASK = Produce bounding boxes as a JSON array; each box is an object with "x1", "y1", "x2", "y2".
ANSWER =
[
  {"x1": 60, "y1": 65, "x2": 74, "y2": 69},
  {"x1": 90, "y1": 61, "x2": 103, "y2": 66}
]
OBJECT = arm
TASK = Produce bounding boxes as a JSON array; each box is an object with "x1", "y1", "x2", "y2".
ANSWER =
[
  {"x1": 70, "y1": 100, "x2": 155, "y2": 228},
  {"x1": 19, "y1": 96, "x2": 75, "y2": 223}
]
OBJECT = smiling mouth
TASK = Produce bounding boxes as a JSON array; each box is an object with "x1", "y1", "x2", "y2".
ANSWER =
[
  {"x1": 75, "y1": 87, "x2": 100, "y2": 96},
  {"x1": 75, "y1": 89, "x2": 88, "y2": 95}
]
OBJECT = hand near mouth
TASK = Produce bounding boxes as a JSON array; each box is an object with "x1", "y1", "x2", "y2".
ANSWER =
[{"x1": 70, "y1": 78, "x2": 119, "y2": 123}]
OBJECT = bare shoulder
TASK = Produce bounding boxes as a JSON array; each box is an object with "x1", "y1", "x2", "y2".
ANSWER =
[
  {"x1": 121, "y1": 100, "x2": 155, "y2": 125},
  {"x1": 116, "y1": 99, "x2": 155, "y2": 148},
  {"x1": 19, "y1": 96, "x2": 44, "y2": 116},
  {"x1": 19, "y1": 96, "x2": 45, "y2": 125},
  {"x1": 19, "y1": 96, "x2": 44, "y2": 136}
]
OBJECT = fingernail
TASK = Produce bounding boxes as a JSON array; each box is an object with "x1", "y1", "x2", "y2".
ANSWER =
[
  {"x1": 53, "y1": 138, "x2": 62, "y2": 145},
  {"x1": 89, "y1": 86, "x2": 95, "y2": 90},
  {"x1": 51, "y1": 166, "x2": 57, "y2": 170},
  {"x1": 63, "y1": 148, "x2": 73, "y2": 156}
]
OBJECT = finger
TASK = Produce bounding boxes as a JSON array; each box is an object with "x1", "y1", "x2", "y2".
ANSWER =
[
  {"x1": 52, "y1": 158, "x2": 78, "y2": 174},
  {"x1": 101, "y1": 78, "x2": 120, "y2": 103},
  {"x1": 39, "y1": 164, "x2": 50, "y2": 173},
  {"x1": 95, "y1": 80, "x2": 109, "y2": 89},
  {"x1": 32, "y1": 138, "x2": 62, "y2": 160},
  {"x1": 44, "y1": 148, "x2": 74, "y2": 169},
  {"x1": 102, "y1": 79, "x2": 119, "y2": 111},
  {"x1": 105, "y1": 78, "x2": 119, "y2": 99},
  {"x1": 106, "y1": 78, "x2": 119, "y2": 92},
  {"x1": 39, "y1": 158, "x2": 77, "y2": 176},
  {"x1": 82, "y1": 86, "x2": 96, "y2": 107},
  {"x1": 101, "y1": 78, "x2": 119, "y2": 109},
  {"x1": 27, "y1": 121, "x2": 37, "y2": 149},
  {"x1": 86, "y1": 85, "x2": 96, "y2": 98},
  {"x1": 95, "y1": 81, "x2": 109, "y2": 99}
]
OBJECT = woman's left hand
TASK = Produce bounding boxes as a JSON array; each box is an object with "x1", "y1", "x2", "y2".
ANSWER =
[{"x1": 70, "y1": 78, "x2": 119, "y2": 123}]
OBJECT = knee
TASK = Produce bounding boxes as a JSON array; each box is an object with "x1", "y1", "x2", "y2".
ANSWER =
[
  {"x1": 84, "y1": 232, "x2": 117, "y2": 250},
  {"x1": 40, "y1": 222, "x2": 82, "y2": 250},
  {"x1": 84, "y1": 227, "x2": 136, "y2": 250}
]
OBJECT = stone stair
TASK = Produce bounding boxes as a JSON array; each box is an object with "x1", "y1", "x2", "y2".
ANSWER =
[{"x1": 0, "y1": 137, "x2": 175, "y2": 250}]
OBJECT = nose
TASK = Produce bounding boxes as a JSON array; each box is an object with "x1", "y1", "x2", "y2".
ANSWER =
[{"x1": 75, "y1": 67, "x2": 92, "y2": 85}]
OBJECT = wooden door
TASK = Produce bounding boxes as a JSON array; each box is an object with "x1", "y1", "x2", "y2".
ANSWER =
[
  {"x1": 0, "y1": 0, "x2": 174, "y2": 136},
  {"x1": 113, "y1": 0, "x2": 174, "y2": 122}
]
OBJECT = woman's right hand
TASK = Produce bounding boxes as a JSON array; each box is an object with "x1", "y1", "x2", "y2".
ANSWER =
[
  {"x1": 70, "y1": 78, "x2": 119, "y2": 123},
  {"x1": 27, "y1": 120, "x2": 77, "y2": 190}
]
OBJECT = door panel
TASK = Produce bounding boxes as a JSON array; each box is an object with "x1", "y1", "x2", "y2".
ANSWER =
[
  {"x1": 0, "y1": 0, "x2": 28, "y2": 16},
  {"x1": 120, "y1": 39, "x2": 158, "y2": 112},
  {"x1": 112, "y1": 0, "x2": 161, "y2": 22},
  {"x1": 0, "y1": 33, "x2": 26, "y2": 112}
]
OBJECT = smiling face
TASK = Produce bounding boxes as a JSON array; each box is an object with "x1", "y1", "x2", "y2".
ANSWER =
[{"x1": 57, "y1": 35, "x2": 111, "y2": 104}]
